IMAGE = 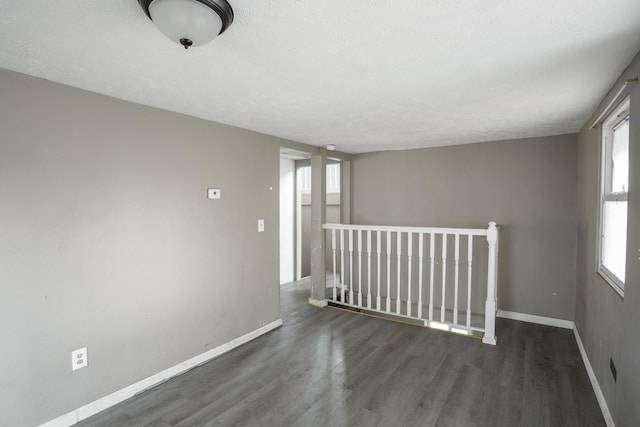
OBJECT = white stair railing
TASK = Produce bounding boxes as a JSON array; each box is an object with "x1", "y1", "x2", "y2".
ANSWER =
[{"x1": 323, "y1": 222, "x2": 499, "y2": 345}]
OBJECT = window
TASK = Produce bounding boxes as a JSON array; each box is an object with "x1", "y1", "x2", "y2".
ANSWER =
[
  {"x1": 297, "y1": 163, "x2": 341, "y2": 194},
  {"x1": 598, "y1": 98, "x2": 630, "y2": 296}
]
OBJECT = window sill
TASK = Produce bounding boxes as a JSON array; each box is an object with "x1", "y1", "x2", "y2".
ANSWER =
[{"x1": 597, "y1": 269, "x2": 625, "y2": 299}]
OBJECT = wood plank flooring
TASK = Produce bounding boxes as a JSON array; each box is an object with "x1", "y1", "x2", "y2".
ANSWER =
[{"x1": 77, "y1": 279, "x2": 605, "y2": 427}]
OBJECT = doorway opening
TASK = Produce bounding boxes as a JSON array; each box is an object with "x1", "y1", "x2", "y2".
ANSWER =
[
  {"x1": 296, "y1": 162, "x2": 341, "y2": 279},
  {"x1": 279, "y1": 148, "x2": 342, "y2": 286},
  {"x1": 279, "y1": 148, "x2": 310, "y2": 285}
]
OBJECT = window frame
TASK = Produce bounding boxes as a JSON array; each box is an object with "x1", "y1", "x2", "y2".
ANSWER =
[{"x1": 597, "y1": 97, "x2": 630, "y2": 297}]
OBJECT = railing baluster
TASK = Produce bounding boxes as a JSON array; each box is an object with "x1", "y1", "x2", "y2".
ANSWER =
[
  {"x1": 495, "y1": 235, "x2": 500, "y2": 302},
  {"x1": 332, "y1": 229, "x2": 337, "y2": 301},
  {"x1": 467, "y1": 234, "x2": 473, "y2": 329},
  {"x1": 367, "y1": 230, "x2": 372, "y2": 309},
  {"x1": 349, "y1": 229, "x2": 354, "y2": 305},
  {"x1": 340, "y1": 228, "x2": 345, "y2": 303},
  {"x1": 396, "y1": 232, "x2": 402, "y2": 315},
  {"x1": 429, "y1": 233, "x2": 435, "y2": 321},
  {"x1": 358, "y1": 229, "x2": 363, "y2": 307},
  {"x1": 454, "y1": 233, "x2": 460, "y2": 325},
  {"x1": 386, "y1": 231, "x2": 391, "y2": 312},
  {"x1": 376, "y1": 231, "x2": 381, "y2": 311},
  {"x1": 407, "y1": 232, "x2": 413, "y2": 317},
  {"x1": 418, "y1": 233, "x2": 424, "y2": 319},
  {"x1": 441, "y1": 233, "x2": 447, "y2": 323}
]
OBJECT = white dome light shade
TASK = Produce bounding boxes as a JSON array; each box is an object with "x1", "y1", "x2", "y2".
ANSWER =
[
  {"x1": 149, "y1": 0, "x2": 222, "y2": 47},
  {"x1": 138, "y1": 0, "x2": 234, "y2": 49}
]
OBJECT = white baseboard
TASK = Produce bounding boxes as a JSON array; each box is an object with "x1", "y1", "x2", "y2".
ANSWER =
[
  {"x1": 40, "y1": 412, "x2": 77, "y2": 427},
  {"x1": 573, "y1": 327, "x2": 615, "y2": 427},
  {"x1": 40, "y1": 319, "x2": 283, "y2": 427},
  {"x1": 497, "y1": 309, "x2": 574, "y2": 329}
]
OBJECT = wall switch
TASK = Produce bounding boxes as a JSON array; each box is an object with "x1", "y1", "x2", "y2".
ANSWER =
[
  {"x1": 258, "y1": 219, "x2": 265, "y2": 232},
  {"x1": 72, "y1": 347, "x2": 88, "y2": 371},
  {"x1": 207, "y1": 188, "x2": 221, "y2": 199}
]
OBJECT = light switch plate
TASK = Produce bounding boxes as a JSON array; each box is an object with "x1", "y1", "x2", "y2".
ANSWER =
[
  {"x1": 207, "y1": 188, "x2": 221, "y2": 199},
  {"x1": 258, "y1": 219, "x2": 265, "y2": 232}
]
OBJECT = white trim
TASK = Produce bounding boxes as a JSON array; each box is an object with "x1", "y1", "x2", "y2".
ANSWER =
[
  {"x1": 573, "y1": 326, "x2": 615, "y2": 427},
  {"x1": 597, "y1": 268, "x2": 625, "y2": 299},
  {"x1": 482, "y1": 336, "x2": 497, "y2": 345},
  {"x1": 39, "y1": 319, "x2": 283, "y2": 427},
  {"x1": 308, "y1": 298, "x2": 328, "y2": 308},
  {"x1": 296, "y1": 166, "x2": 303, "y2": 280},
  {"x1": 496, "y1": 310, "x2": 574, "y2": 329},
  {"x1": 38, "y1": 412, "x2": 77, "y2": 427},
  {"x1": 589, "y1": 77, "x2": 636, "y2": 129},
  {"x1": 596, "y1": 97, "x2": 629, "y2": 296}
]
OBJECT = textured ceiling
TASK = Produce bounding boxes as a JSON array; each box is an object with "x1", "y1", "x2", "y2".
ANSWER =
[{"x1": 1, "y1": 0, "x2": 640, "y2": 153}]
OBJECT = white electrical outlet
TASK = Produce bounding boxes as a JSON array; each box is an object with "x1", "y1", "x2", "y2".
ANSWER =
[
  {"x1": 72, "y1": 347, "x2": 88, "y2": 371},
  {"x1": 207, "y1": 188, "x2": 221, "y2": 199},
  {"x1": 258, "y1": 219, "x2": 265, "y2": 232}
]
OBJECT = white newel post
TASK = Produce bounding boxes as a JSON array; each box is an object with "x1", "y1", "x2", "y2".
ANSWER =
[{"x1": 483, "y1": 221, "x2": 498, "y2": 345}]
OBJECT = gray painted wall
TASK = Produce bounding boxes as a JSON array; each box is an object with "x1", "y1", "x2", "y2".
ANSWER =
[
  {"x1": 351, "y1": 134, "x2": 578, "y2": 320},
  {"x1": 0, "y1": 68, "x2": 293, "y2": 426},
  {"x1": 576, "y1": 51, "x2": 640, "y2": 427}
]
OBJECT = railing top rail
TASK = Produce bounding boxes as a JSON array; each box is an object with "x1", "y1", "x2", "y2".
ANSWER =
[{"x1": 323, "y1": 223, "x2": 493, "y2": 236}]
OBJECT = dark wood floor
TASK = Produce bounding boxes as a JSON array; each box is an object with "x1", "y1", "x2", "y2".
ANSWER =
[{"x1": 77, "y1": 279, "x2": 605, "y2": 427}]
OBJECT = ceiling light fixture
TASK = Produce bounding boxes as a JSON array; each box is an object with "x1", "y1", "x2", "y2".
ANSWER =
[{"x1": 138, "y1": 0, "x2": 234, "y2": 49}]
